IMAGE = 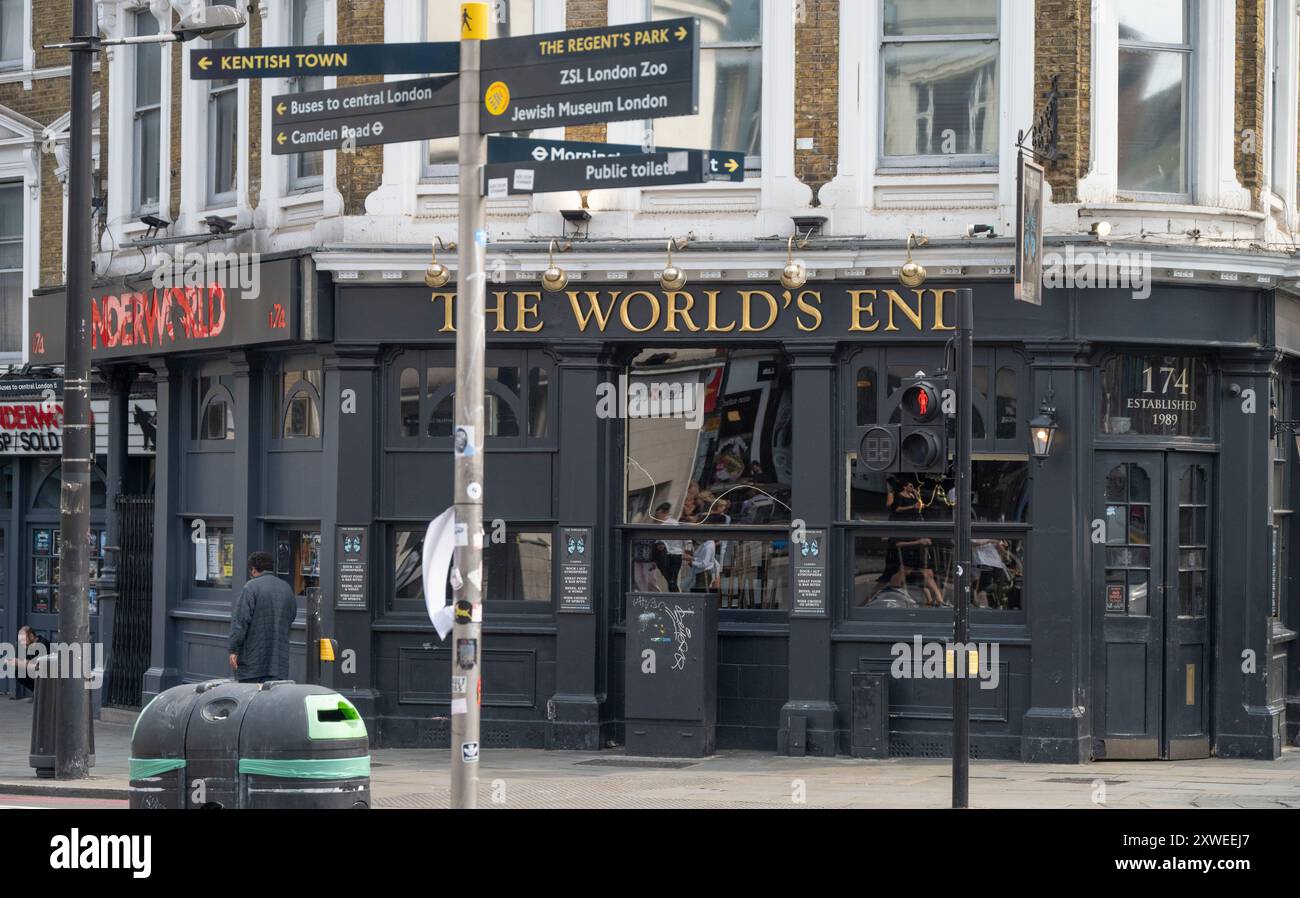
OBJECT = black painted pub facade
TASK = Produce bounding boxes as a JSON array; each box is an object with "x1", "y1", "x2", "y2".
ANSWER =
[{"x1": 27, "y1": 249, "x2": 1300, "y2": 762}]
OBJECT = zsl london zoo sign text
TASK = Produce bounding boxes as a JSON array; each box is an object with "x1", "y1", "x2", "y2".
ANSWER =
[{"x1": 426, "y1": 286, "x2": 961, "y2": 335}]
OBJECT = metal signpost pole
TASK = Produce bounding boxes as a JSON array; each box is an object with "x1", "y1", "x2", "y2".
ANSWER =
[
  {"x1": 451, "y1": 2, "x2": 488, "y2": 810},
  {"x1": 55, "y1": 0, "x2": 96, "y2": 779},
  {"x1": 952, "y1": 287, "x2": 974, "y2": 808}
]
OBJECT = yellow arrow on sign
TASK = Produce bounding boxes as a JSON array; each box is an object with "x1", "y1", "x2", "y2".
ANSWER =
[
  {"x1": 276, "y1": 102, "x2": 287, "y2": 115},
  {"x1": 675, "y1": 25, "x2": 687, "y2": 40},
  {"x1": 724, "y1": 158, "x2": 739, "y2": 172},
  {"x1": 197, "y1": 55, "x2": 212, "y2": 71},
  {"x1": 276, "y1": 131, "x2": 287, "y2": 146}
]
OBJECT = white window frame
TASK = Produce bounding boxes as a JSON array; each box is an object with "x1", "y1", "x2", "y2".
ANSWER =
[
  {"x1": 0, "y1": 106, "x2": 41, "y2": 364},
  {"x1": 1267, "y1": 0, "x2": 1298, "y2": 227},
  {"x1": 131, "y1": 7, "x2": 164, "y2": 215},
  {"x1": 286, "y1": 0, "x2": 326, "y2": 192},
  {"x1": 1078, "y1": 0, "x2": 1249, "y2": 211},
  {"x1": 1115, "y1": 0, "x2": 1194, "y2": 203},
  {"x1": 0, "y1": 0, "x2": 31, "y2": 73},
  {"x1": 877, "y1": 2, "x2": 1001, "y2": 169},
  {"x1": 181, "y1": 0, "x2": 250, "y2": 221}
]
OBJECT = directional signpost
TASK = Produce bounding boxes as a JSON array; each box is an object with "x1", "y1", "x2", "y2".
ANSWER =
[
  {"x1": 270, "y1": 75, "x2": 458, "y2": 154},
  {"x1": 189, "y1": 41, "x2": 459, "y2": 79},
  {"x1": 188, "y1": 5, "x2": 737, "y2": 810}
]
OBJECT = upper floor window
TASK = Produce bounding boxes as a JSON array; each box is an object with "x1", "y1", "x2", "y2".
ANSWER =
[
  {"x1": 879, "y1": 0, "x2": 998, "y2": 167},
  {"x1": 1270, "y1": 0, "x2": 1291, "y2": 193},
  {"x1": 649, "y1": 0, "x2": 762, "y2": 170},
  {"x1": 0, "y1": 0, "x2": 23, "y2": 69},
  {"x1": 1117, "y1": 1, "x2": 1191, "y2": 197},
  {"x1": 423, "y1": 0, "x2": 534, "y2": 179},
  {"x1": 0, "y1": 182, "x2": 21, "y2": 354},
  {"x1": 207, "y1": 0, "x2": 240, "y2": 204},
  {"x1": 287, "y1": 0, "x2": 326, "y2": 191},
  {"x1": 132, "y1": 10, "x2": 163, "y2": 214}
]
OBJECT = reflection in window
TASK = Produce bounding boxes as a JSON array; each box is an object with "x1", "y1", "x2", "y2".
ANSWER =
[
  {"x1": 996, "y1": 367, "x2": 1017, "y2": 439},
  {"x1": 849, "y1": 459, "x2": 1029, "y2": 523},
  {"x1": 852, "y1": 535, "x2": 1023, "y2": 610},
  {"x1": 132, "y1": 10, "x2": 162, "y2": 212},
  {"x1": 1103, "y1": 463, "x2": 1152, "y2": 615},
  {"x1": 631, "y1": 537, "x2": 788, "y2": 608},
  {"x1": 399, "y1": 367, "x2": 420, "y2": 437},
  {"x1": 625, "y1": 349, "x2": 792, "y2": 526},
  {"x1": 202, "y1": 395, "x2": 235, "y2": 440},
  {"x1": 1099, "y1": 353, "x2": 1209, "y2": 437},
  {"x1": 192, "y1": 521, "x2": 235, "y2": 589},
  {"x1": 651, "y1": 0, "x2": 761, "y2": 166},
  {"x1": 391, "y1": 526, "x2": 551, "y2": 606},
  {"x1": 529, "y1": 366, "x2": 549, "y2": 438},
  {"x1": 427, "y1": 366, "x2": 520, "y2": 438},
  {"x1": 277, "y1": 369, "x2": 322, "y2": 439},
  {"x1": 34, "y1": 467, "x2": 106, "y2": 510},
  {"x1": 274, "y1": 527, "x2": 321, "y2": 598},
  {"x1": 1176, "y1": 466, "x2": 1208, "y2": 618},
  {"x1": 880, "y1": 0, "x2": 999, "y2": 162},
  {"x1": 192, "y1": 374, "x2": 236, "y2": 441},
  {"x1": 856, "y1": 366, "x2": 877, "y2": 426},
  {"x1": 1118, "y1": 1, "x2": 1190, "y2": 194}
]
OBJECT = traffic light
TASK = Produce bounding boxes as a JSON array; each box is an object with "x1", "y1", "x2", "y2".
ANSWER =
[{"x1": 898, "y1": 377, "x2": 948, "y2": 472}]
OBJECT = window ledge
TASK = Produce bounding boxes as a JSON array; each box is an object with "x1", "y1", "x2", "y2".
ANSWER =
[
  {"x1": 1081, "y1": 201, "x2": 1268, "y2": 224},
  {"x1": 874, "y1": 167, "x2": 998, "y2": 181}
]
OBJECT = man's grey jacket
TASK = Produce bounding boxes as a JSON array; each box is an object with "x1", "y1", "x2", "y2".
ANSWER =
[{"x1": 227, "y1": 572, "x2": 299, "y2": 681}]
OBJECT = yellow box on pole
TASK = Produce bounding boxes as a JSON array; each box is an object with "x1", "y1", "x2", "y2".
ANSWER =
[{"x1": 461, "y1": 3, "x2": 489, "y2": 40}]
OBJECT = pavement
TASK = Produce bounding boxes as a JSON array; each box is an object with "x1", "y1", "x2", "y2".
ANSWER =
[{"x1": 3, "y1": 695, "x2": 1299, "y2": 808}]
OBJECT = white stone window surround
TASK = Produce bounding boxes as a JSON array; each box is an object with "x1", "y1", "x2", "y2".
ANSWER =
[
  {"x1": 102, "y1": 1, "x2": 174, "y2": 249},
  {"x1": 259, "y1": 0, "x2": 344, "y2": 234},
  {"x1": 179, "y1": 0, "x2": 253, "y2": 232},
  {"x1": 1264, "y1": 0, "x2": 1297, "y2": 232},
  {"x1": 0, "y1": 105, "x2": 42, "y2": 364},
  {"x1": 819, "y1": 0, "x2": 1033, "y2": 237},
  {"x1": 365, "y1": 0, "x2": 566, "y2": 227},
  {"x1": 601, "y1": 0, "x2": 809, "y2": 232},
  {"x1": 1078, "y1": 0, "x2": 1250, "y2": 213}
]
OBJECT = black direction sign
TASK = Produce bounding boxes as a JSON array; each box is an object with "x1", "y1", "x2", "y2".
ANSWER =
[
  {"x1": 190, "y1": 42, "x2": 459, "y2": 79},
  {"x1": 479, "y1": 17, "x2": 699, "y2": 133},
  {"x1": 270, "y1": 75, "x2": 459, "y2": 153},
  {"x1": 273, "y1": 105, "x2": 458, "y2": 155},
  {"x1": 488, "y1": 136, "x2": 744, "y2": 182},
  {"x1": 483, "y1": 150, "x2": 706, "y2": 196}
]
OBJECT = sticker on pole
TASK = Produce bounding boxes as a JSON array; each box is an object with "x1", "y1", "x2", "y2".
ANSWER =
[
  {"x1": 454, "y1": 425, "x2": 476, "y2": 456},
  {"x1": 461, "y1": 741, "x2": 480, "y2": 762}
]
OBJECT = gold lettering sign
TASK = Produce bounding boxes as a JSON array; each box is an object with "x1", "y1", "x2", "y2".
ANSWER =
[{"x1": 429, "y1": 286, "x2": 957, "y2": 334}]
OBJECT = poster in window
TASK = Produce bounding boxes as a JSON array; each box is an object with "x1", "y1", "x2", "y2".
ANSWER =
[
  {"x1": 88, "y1": 558, "x2": 99, "y2": 581},
  {"x1": 276, "y1": 535, "x2": 291, "y2": 575},
  {"x1": 222, "y1": 540, "x2": 234, "y2": 581},
  {"x1": 1015, "y1": 153, "x2": 1045, "y2": 306},
  {"x1": 53, "y1": 530, "x2": 61, "y2": 557},
  {"x1": 32, "y1": 587, "x2": 50, "y2": 613},
  {"x1": 33, "y1": 557, "x2": 49, "y2": 585},
  {"x1": 50, "y1": 559, "x2": 60, "y2": 585},
  {"x1": 195, "y1": 537, "x2": 209, "y2": 582},
  {"x1": 1106, "y1": 584, "x2": 1125, "y2": 613},
  {"x1": 207, "y1": 539, "x2": 220, "y2": 580},
  {"x1": 33, "y1": 529, "x2": 50, "y2": 555},
  {"x1": 88, "y1": 588, "x2": 98, "y2": 616}
]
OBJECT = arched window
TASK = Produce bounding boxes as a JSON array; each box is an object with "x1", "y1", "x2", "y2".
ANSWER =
[
  {"x1": 199, "y1": 388, "x2": 235, "y2": 441},
  {"x1": 33, "y1": 466, "x2": 107, "y2": 510},
  {"x1": 276, "y1": 369, "x2": 322, "y2": 439}
]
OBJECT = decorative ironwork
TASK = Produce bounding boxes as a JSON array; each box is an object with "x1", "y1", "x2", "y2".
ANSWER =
[
  {"x1": 105, "y1": 494, "x2": 153, "y2": 709},
  {"x1": 1016, "y1": 75, "x2": 1067, "y2": 168}
]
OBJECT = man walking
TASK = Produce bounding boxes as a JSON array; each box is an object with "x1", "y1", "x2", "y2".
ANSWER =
[{"x1": 228, "y1": 552, "x2": 298, "y2": 683}]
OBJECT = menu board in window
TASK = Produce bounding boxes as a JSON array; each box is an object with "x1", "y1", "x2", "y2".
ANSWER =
[{"x1": 1099, "y1": 353, "x2": 1210, "y2": 438}]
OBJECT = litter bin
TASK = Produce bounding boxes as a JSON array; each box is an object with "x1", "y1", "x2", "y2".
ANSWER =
[
  {"x1": 129, "y1": 679, "x2": 370, "y2": 809},
  {"x1": 29, "y1": 666, "x2": 96, "y2": 778}
]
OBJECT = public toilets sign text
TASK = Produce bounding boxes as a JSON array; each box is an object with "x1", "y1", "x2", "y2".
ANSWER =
[{"x1": 428, "y1": 286, "x2": 960, "y2": 334}]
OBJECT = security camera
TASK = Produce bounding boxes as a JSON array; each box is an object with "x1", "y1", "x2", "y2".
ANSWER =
[
  {"x1": 1227, "y1": 383, "x2": 1243, "y2": 397},
  {"x1": 965, "y1": 223, "x2": 996, "y2": 238}
]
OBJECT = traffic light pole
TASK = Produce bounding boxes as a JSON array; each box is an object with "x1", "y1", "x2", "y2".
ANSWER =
[
  {"x1": 54, "y1": 0, "x2": 96, "y2": 779},
  {"x1": 951, "y1": 287, "x2": 974, "y2": 808},
  {"x1": 450, "y1": 3, "x2": 488, "y2": 810}
]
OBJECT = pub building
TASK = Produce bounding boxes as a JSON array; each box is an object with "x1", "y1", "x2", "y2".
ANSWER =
[{"x1": 24, "y1": 241, "x2": 1299, "y2": 763}]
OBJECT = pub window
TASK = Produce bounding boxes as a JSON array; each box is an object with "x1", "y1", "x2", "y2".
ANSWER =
[
  {"x1": 422, "y1": 0, "x2": 534, "y2": 179},
  {"x1": 630, "y1": 536, "x2": 790, "y2": 608},
  {"x1": 191, "y1": 519, "x2": 236, "y2": 590},
  {"x1": 856, "y1": 366, "x2": 878, "y2": 426},
  {"x1": 1098, "y1": 352, "x2": 1210, "y2": 438},
  {"x1": 389, "y1": 349, "x2": 551, "y2": 447},
  {"x1": 192, "y1": 374, "x2": 237, "y2": 442},
  {"x1": 205, "y1": 0, "x2": 240, "y2": 204},
  {"x1": 1270, "y1": 373, "x2": 1290, "y2": 620},
  {"x1": 852, "y1": 534, "x2": 1024, "y2": 611},
  {"x1": 0, "y1": 459, "x2": 12, "y2": 507},
  {"x1": 30, "y1": 525, "x2": 106, "y2": 616},
  {"x1": 880, "y1": 0, "x2": 999, "y2": 167},
  {"x1": 33, "y1": 465, "x2": 106, "y2": 510},
  {"x1": 286, "y1": 0, "x2": 326, "y2": 191},
  {"x1": 1117, "y1": 1, "x2": 1192, "y2": 198},
  {"x1": 1102, "y1": 463, "x2": 1152, "y2": 615},
  {"x1": 131, "y1": 9, "x2": 163, "y2": 214},
  {"x1": 649, "y1": 0, "x2": 762, "y2": 172},
  {"x1": 389, "y1": 524, "x2": 552, "y2": 613},
  {"x1": 0, "y1": 181, "x2": 23, "y2": 353},
  {"x1": 273, "y1": 526, "x2": 321, "y2": 598},
  {"x1": 625, "y1": 348, "x2": 792, "y2": 526},
  {"x1": 273, "y1": 367, "x2": 323, "y2": 440}
]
